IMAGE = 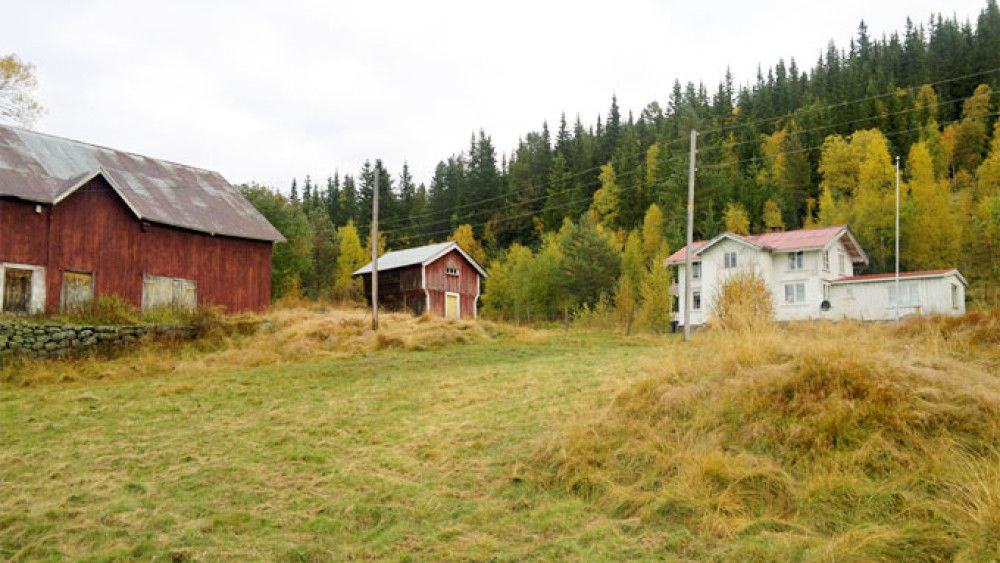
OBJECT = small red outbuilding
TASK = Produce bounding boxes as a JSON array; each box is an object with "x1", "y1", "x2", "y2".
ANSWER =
[
  {"x1": 0, "y1": 125, "x2": 285, "y2": 314},
  {"x1": 353, "y1": 242, "x2": 487, "y2": 320}
]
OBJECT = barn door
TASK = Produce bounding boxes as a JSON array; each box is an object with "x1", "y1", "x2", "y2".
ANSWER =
[
  {"x1": 445, "y1": 292, "x2": 460, "y2": 320},
  {"x1": 3, "y1": 269, "x2": 33, "y2": 314}
]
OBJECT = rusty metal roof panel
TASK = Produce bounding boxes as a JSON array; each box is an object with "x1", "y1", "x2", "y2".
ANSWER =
[{"x1": 0, "y1": 125, "x2": 285, "y2": 242}]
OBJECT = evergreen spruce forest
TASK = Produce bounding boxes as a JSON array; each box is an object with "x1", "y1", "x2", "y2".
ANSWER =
[{"x1": 242, "y1": 1, "x2": 1000, "y2": 318}]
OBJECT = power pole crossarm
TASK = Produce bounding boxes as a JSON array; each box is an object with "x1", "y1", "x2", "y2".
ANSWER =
[{"x1": 683, "y1": 129, "x2": 697, "y2": 342}]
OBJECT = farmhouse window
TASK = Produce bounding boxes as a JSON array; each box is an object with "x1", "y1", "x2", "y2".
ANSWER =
[
  {"x1": 723, "y1": 251, "x2": 738, "y2": 269},
  {"x1": 784, "y1": 282, "x2": 806, "y2": 304},
  {"x1": 788, "y1": 251, "x2": 804, "y2": 270},
  {"x1": 838, "y1": 253, "x2": 845, "y2": 274},
  {"x1": 823, "y1": 251, "x2": 830, "y2": 271},
  {"x1": 692, "y1": 291, "x2": 701, "y2": 310},
  {"x1": 888, "y1": 282, "x2": 919, "y2": 307},
  {"x1": 446, "y1": 265, "x2": 460, "y2": 276},
  {"x1": 951, "y1": 284, "x2": 959, "y2": 309},
  {"x1": 61, "y1": 271, "x2": 94, "y2": 311},
  {"x1": 692, "y1": 262, "x2": 701, "y2": 279}
]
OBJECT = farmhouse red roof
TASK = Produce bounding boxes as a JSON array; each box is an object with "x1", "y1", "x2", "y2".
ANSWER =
[
  {"x1": 666, "y1": 225, "x2": 850, "y2": 263},
  {"x1": 0, "y1": 124, "x2": 285, "y2": 242}
]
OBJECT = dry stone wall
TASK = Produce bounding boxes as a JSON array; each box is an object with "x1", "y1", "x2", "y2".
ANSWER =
[{"x1": 0, "y1": 321, "x2": 196, "y2": 359}]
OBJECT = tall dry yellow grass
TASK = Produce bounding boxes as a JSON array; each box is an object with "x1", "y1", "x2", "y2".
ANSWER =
[
  {"x1": 534, "y1": 313, "x2": 1000, "y2": 560},
  {"x1": 1, "y1": 304, "x2": 533, "y2": 387}
]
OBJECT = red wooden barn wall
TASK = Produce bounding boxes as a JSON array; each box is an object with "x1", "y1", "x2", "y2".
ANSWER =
[
  {"x1": 424, "y1": 249, "x2": 480, "y2": 320},
  {"x1": 0, "y1": 197, "x2": 48, "y2": 264},
  {"x1": 0, "y1": 177, "x2": 273, "y2": 312}
]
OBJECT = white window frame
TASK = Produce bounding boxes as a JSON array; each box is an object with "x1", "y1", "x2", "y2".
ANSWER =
[
  {"x1": 60, "y1": 270, "x2": 95, "y2": 311},
  {"x1": 0, "y1": 262, "x2": 47, "y2": 315},
  {"x1": 788, "y1": 251, "x2": 804, "y2": 271},
  {"x1": 838, "y1": 253, "x2": 845, "y2": 274},
  {"x1": 888, "y1": 282, "x2": 919, "y2": 308},
  {"x1": 142, "y1": 274, "x2": 198, "y2": 311},
  {"x1": 723, "y1": 251, "x2": 738, "y2": 269},
  {"x1": 445, "y1": 265, "x2": 460, "y2": 277},
  {"x1": 692, "y1": 261, "x2": 701, "y2": 280},
  {"x1": 692, "y1": 291, "x2": 702, "y2": 311},
  {"x1": 951, "y1": 284, "x2": 959, "y2": 309},
  {"x1": 823, "y1": 251, "x2": 830, "y2": 272},
  {"x1": 784, "y1": 282, "x2": 806, "y2": 305}
]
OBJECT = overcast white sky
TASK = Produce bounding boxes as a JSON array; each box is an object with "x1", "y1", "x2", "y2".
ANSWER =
[{"x1": 1, "y1": 0, "x2": 988, "y2": 191}]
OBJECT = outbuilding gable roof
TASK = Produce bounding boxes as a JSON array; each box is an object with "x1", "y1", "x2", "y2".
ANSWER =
[
  {"x1": 832, "y1": 269, "x2": 967, "y2": 287},
  {"x1": 0, "y1": 125, "x2": 285, "y2": 242},
  {"x1": 353, "y1": 241, "x2": 488, "y2": 277},
  {"x1": 666, "y1": 225, "x2": 868, "y2": 265}
]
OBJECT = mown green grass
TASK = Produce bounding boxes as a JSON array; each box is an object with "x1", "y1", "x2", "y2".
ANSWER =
[{"x1": 1, "y1": 331, "x2": 669, "y2": 560}]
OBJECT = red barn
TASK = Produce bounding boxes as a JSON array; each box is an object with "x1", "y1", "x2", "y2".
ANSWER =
[
  {"x1": 353, "y1": 242, "x2": 486, "y2": 320},
  {"x1": 0, "y1": 125, "x2": 285, "y2": 314}
]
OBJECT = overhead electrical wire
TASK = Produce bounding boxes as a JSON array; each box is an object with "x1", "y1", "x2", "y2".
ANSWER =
[
  {"x1": 390, "y1": 109, "x2": 1000, "y2": 242},
  {"x1": 377, "y1": 69, "x2": 1000, "y2": 231},
  {"x1": 699, "y1": 65, "x2": 1000, "y2": 137}
]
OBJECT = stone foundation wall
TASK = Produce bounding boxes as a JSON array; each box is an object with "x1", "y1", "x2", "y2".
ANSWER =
[{"x1": 0, "y1": 321, "x2": 197, "y2": 359}]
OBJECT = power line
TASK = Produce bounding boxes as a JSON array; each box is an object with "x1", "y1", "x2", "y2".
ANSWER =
[
  {"x1": 392, "y1": 109, "x2": 1000, "y2": 242},
  {"x1": 377, "y1": 159, "x2": 616, "y2": 228},
  {"x1": 716, "y1": 89, "x2": 999, "y2": 151},
  {"x1": 699, "y1": 110, "x2": 1000, "y2": 171},
  {"x1": 699, "y1": 65, "x2": 1000, "y2": 138},
  {"x1": 381, "y1": 69, "x2": 1000, "y2": 231},
  {"x1": 381, "y1": 165, "x2": 643, "y2": 231},
  {"x1": 386, "y1": 171, "x2": 662, "y2": 243},
  {"x1": 383, "y1": 165, "x2": 644, "y2": 238}
]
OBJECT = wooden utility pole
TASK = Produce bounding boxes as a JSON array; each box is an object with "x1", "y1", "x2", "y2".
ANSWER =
[
  {"x1": 683, "y1": 129, "x2": 697, "y2": 342},
  {"x1": 371, "y1": 166, "x2": 379, "y2": 331},
  {"x1": 894, "y1": 155, "x2": 900, "y2": 323}
]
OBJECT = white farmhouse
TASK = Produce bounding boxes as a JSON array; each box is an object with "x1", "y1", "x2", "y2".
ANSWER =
[{"x1": 666, "y1": 224, "x2": 966, "y2": 327}]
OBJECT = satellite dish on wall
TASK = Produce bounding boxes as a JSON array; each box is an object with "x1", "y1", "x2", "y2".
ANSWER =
[{"x1": 821, "y1": 300, "x2": 831, "y2": 311}]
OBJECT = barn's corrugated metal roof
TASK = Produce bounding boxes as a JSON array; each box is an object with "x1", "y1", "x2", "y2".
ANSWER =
[
  {"x1": 0, "y1": 125, "x2": 285, "y2": 242},
  {"x1": 353, "y1": 241, "x2": 488, "y2": 277}
]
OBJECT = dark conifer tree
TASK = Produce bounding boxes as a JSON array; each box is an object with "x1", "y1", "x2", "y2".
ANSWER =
[{"x1": 326, "y1": 173, "x2": 341, "y2": 225}]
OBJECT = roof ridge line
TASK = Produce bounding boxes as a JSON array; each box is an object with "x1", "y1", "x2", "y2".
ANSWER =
[{"x1": 4, "y1": 124, "x2": 221, "y2": 176}]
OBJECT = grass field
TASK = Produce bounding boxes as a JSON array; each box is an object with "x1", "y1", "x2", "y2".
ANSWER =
[{"x1": 1, "y1": 309, "x2": 998, "y2": 561}]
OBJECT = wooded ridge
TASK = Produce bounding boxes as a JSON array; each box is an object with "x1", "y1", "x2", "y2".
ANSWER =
[{"x1": 243, "y1": 1, "x2": 1000, "y2": 309}]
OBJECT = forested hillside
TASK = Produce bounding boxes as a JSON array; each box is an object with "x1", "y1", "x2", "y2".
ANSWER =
[{"x1": 244, "y1": 1, "x2": 1000, "y2": 309}]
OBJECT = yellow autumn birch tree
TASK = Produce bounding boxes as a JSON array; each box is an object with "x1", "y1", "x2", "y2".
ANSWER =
[{"x1": 901, "y1": 142, "x2": 959, "y2": 270}]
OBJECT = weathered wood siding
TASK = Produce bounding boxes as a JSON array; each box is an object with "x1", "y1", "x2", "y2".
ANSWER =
[
  {"x1": 360, "y1": 264, "x2": 426, "y2": 316},
  {"x1": 425, "y1": 249, "x2": 479, "y2": 319},
  {"x1": 0, "y1": 197, "x2": 48, "y2": 264},
  {"x1": 0, "y1": 178, "x2": 273, "y2": 312},
  {"x1": 827, "y1": 274, "x2": 966, "y2": 320}
]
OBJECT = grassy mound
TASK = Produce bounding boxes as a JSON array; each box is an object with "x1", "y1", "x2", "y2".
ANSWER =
[
  {"x1": 2, "y1": 305, "x2": 526, "y2": 387},
  {"x1": 534, "y1": 315, "x2": 1000, "y2": 560}
]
